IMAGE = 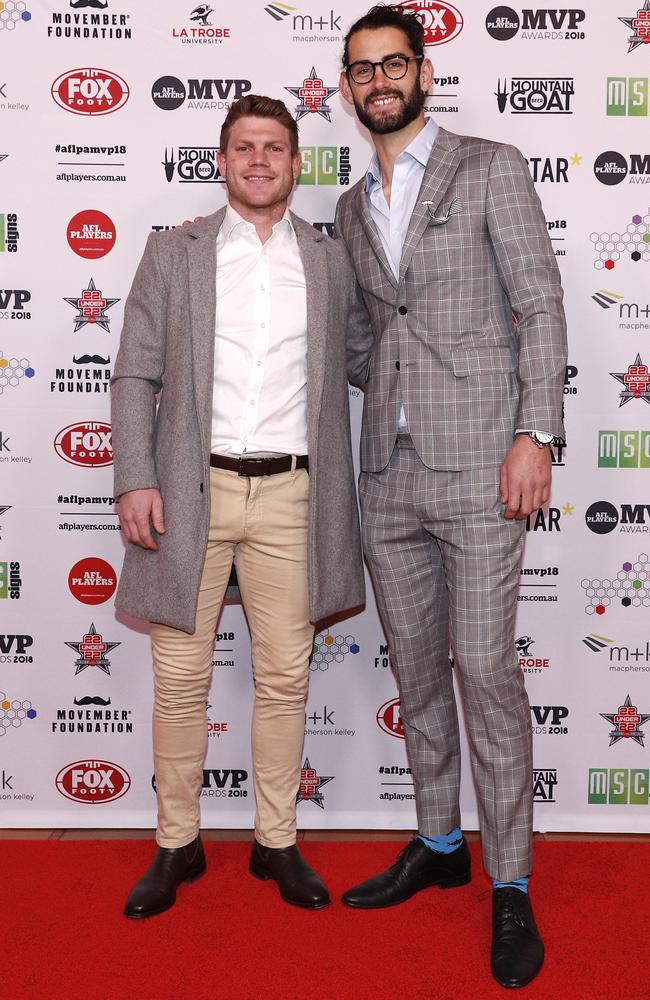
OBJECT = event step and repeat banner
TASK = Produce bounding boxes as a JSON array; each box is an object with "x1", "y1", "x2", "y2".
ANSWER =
[{"x1": 1, "y1": 1, "x2": 650, "y2": 832}]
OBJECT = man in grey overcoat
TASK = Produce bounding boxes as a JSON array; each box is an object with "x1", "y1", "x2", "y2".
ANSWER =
[{"x1": 111, "y1": 95, "x2": 371, "y2": 918}]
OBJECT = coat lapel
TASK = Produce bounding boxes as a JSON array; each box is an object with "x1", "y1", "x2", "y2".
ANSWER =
[
  {"x1": 186, "y1": 207, "x2": 226, "y2": 461},
  {"x1": 355, "y1": 181, "x2": 398, "y2": 290},
  {"x1": 291, "y1": 213, "x2": 328, "y2": 451},
  {"x1": 398, "y1": 127, "x2": 461, "y2": 283}
]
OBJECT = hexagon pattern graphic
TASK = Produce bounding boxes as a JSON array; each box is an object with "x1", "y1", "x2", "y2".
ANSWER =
[
  {"x1": 0, "y1": 692, "x2": 37, "y2": 734},
  {"x1": 0, "y1": 352, "x2": 35, "y2": 394},
  {"x1": 590, "y1": 210, "x2": 650, "y2": 270},
  {"x1": 581, "y1": 554, "x2": 650, "y2": 614},
  {"x1": 310, "y1": 631, "x2": 360, "y2": 672},
  {"x1": 0, "y1": 1, "x2": 31, "y2": 30}
]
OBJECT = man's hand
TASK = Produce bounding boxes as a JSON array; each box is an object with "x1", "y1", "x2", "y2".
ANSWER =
[
  {"x1": 499, "y1": 436, "x2": 552, "y2": 520},
  {"x1": 117, "y1": 488, "x2": 165, "y2": 550}
]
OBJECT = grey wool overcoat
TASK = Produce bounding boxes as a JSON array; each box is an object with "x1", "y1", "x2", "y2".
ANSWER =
[{"x1": 111, "y1": 207, "x2": 371, "y2": 633}]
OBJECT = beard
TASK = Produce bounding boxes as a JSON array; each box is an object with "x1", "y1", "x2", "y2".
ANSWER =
[{"x1": 352, "y1": 78, "x2": 426, "y2": 135}]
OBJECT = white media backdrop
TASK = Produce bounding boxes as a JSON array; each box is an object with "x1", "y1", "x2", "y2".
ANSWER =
[{"x1": 1, "y1": 0, "x2": 650, "y2": 832}]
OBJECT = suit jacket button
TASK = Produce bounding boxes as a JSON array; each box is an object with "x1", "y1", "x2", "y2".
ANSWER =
[
  {"x1": 395, "y1": 361, "x2": 401, "y2": 371},
  {"x1": 398, "y1": 305, "x2": 408, "y2": 315},
  {"x1": 200, "y1": 483, "x2": 204, "y2": 494}
]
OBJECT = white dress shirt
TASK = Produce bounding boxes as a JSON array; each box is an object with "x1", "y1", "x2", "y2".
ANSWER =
[{"x1": 211, "y1": 205, "x2": 308, "y2": 456}]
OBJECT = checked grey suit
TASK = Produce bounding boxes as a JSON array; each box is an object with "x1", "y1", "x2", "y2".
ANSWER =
[{"x1": 337, "y1": 126, "x2": 568, "y2": 880}]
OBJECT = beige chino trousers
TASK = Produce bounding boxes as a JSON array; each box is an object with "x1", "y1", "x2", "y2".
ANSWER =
[{"x1": 150, "y1": 464, "x2": 313, "y2": 849}]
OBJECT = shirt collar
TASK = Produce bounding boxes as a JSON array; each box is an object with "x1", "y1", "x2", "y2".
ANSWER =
[
  {"x1": 220, "y1": 203, "x2": 295, "y2": 242},
  {"x1": 364, "y1": 117, "x2": 439, "y2": 192}
]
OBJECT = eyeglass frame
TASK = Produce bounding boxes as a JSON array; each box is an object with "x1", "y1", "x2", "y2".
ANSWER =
[{"x1": 345, "y1": 53, "x2": 424, "y2": 85}]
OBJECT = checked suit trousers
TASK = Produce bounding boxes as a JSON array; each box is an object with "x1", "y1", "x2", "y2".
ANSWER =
[{"x1": 360, "y1": 441, "x2": 532, "y2": 882}]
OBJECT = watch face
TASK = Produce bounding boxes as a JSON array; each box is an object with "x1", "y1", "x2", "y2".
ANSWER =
[{"x1": 535, "y1": 432, "x2": 554, "y2": 444}]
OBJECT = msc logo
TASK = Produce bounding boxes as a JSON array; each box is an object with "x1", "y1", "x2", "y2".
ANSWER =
[
  {"x1": 298, "y1": 146, "x2": 351, "y2": 186},
  {"x1": 598, "y1": 431, "x2": 650, "y2": 468},
  {"x1": 588, "y1": 768, "x2": 649, "y2": 804},
  {"x1": 0, "y1": 561, "x2": 21, "y2": 599},
  {"x1": 607, "y1": 77, "x2": 648, "y2": 116},
  {"x1": 0, "y1": 213, "x2": 19, "y2": 252}
]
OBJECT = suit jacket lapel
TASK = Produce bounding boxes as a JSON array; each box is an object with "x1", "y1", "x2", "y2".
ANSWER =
[
  {"x1": 292, "y1": 212, "x2": 327, "y2": 451},
  {"x1": 398, "y1": 127, "x2": 461, "y2": 283},
  {"x1": 186, "y1": 207, "x2": 226, "y2": 461},
  {"x1": 355, "y1": 182, "x2": 398, "y2": 291}
]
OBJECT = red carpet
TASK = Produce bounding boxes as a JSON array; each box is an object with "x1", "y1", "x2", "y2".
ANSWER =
[{"x1": 4, "y1": 839, "x2": 647, "y2": 999}]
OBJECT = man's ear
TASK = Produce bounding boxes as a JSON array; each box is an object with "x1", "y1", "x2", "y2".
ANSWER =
[
  {"x1": 292, "y1": 151, "x2": 302, "y2": 184},
  {"x1": 421, "y1": 57, "x2": 434, "y2": 95},
  {"x1": 217, "y1": 149, "x2": 227, "y2": 179},
  {"x1": 340, "y1": 69, "x2": 354, "y2": 106}
]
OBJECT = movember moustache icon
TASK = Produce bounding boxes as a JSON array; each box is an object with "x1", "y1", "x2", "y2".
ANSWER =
[
  {"x1": 72, "y1": 355, "x2": 111, "y2": 365},
  {"x1": 73, "y1": 696, "x2": 111, "y2": 706},
  {"x1": 69, "y1": 0, "x2": 109, "y2": 8}
]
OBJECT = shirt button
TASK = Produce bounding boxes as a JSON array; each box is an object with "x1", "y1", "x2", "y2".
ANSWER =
[
  {"x1": 260, "y1": 285, "x2": 265, "y2": 291},
  {"x1": 250, "y1": 400, "x2": 255, "y2": 406},
  {"x1": 256, "y1": 360, "x2": 262, "y2": 366},
  {"x1": 260, "y1": 322, "x2": 266, "y2": 329},
  {"x1": 398, "y1": 305, "x2": 408, "y2": 315},
  {"x1": 395, "y1": 361, "x2": 401, "y2": 371}
]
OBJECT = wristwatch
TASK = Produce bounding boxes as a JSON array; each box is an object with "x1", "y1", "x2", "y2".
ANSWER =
[{"x1": 521, "y1": 431, "x2": 554, "y2": 449}]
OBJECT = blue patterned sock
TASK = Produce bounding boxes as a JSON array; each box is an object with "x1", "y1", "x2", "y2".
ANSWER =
[
  {"x1": 418, "y1": 828, "x2": 464, "y2": 854},
  {"x1": 493, "y1": 876, "x2": 530, "y2": 894}
]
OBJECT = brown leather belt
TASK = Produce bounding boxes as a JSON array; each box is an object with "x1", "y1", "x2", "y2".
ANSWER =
[{"x1": 209, "y1": 454, "x2": 309, "y2": 477}]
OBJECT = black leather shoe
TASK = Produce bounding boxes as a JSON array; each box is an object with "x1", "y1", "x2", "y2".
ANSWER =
[
  {"x1": 249, "y1": 839, "x2": 330, "y2": 909},
  {"x1": 342, "y1": 836, "x2": 471, "y2": 909},
  {"x1": 491, "y1": 888, "x2": 544, "y2": 989},
  {"x1": 124, "y1": 836, "x2": 206, "y2": 919}
]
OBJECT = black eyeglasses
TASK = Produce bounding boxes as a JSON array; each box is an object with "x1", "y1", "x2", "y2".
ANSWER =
[{"x1": 345, "y1": 53, "x2": 423, "y2": 85}]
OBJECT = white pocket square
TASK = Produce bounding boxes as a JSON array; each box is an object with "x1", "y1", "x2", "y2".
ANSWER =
[{"x1": 423, "y1": 197, "x2": 462, "y2": 225}]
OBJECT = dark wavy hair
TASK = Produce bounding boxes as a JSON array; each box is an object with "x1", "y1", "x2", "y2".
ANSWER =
[
  {"x1": 220, "y1": 94, "x2": 299, "y2": 156},
  {"x1": 342, "y1": 4, "x2": 425, "y2": 67}
]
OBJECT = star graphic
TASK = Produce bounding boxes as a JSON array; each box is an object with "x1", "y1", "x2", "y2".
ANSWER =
[
  {"x1": 64, "y1": 623, "x2": 120, "y2": 676},
  {"x1": 63, "y1": 278, "x2": 120, "y2": 333},
  {"x1": 296, "y1": 757, "x2": 334, "y2": 808},
  {"x1": 562, "y1": 503, "x2": 575, "y2": 516},
  {"x1": 600, "y1": 694, "x2": 650, "y2": 746},
  {"x1": 285, "y1": 67, "x2": 339, "y2": 122},
  {"x1": 570, "y1": 153, "x2": 583, "y2": 167},
  {"x1": 610, "y1": 354, "x2": 650, "y2": 406},
  {"x1": 619, "y1": 0, "x2": 650, "y2": 52}
]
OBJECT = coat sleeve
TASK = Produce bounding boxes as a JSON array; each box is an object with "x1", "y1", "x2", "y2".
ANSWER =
[
  {"x1": 110, "y1": 232, "x2": 169, "y2": 498},
  {"x1": 334, "y1": 198, "x2": 375, "y2": 388},
  {"x1": 485, "y1": 143, "x2": 568, "y2": 442}
]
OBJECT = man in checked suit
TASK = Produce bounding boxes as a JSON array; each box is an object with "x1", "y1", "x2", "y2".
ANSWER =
[{"x1": 336, "y1": 6, "x2": 567, "y2": 988}]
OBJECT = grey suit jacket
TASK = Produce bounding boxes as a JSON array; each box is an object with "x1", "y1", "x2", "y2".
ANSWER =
[
  {"x1": 336, "y1": 126, "x2": 568, "y2": 472},
  {"x1": 111, "y1": 208, "x2": 369, "y2": 633}
]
